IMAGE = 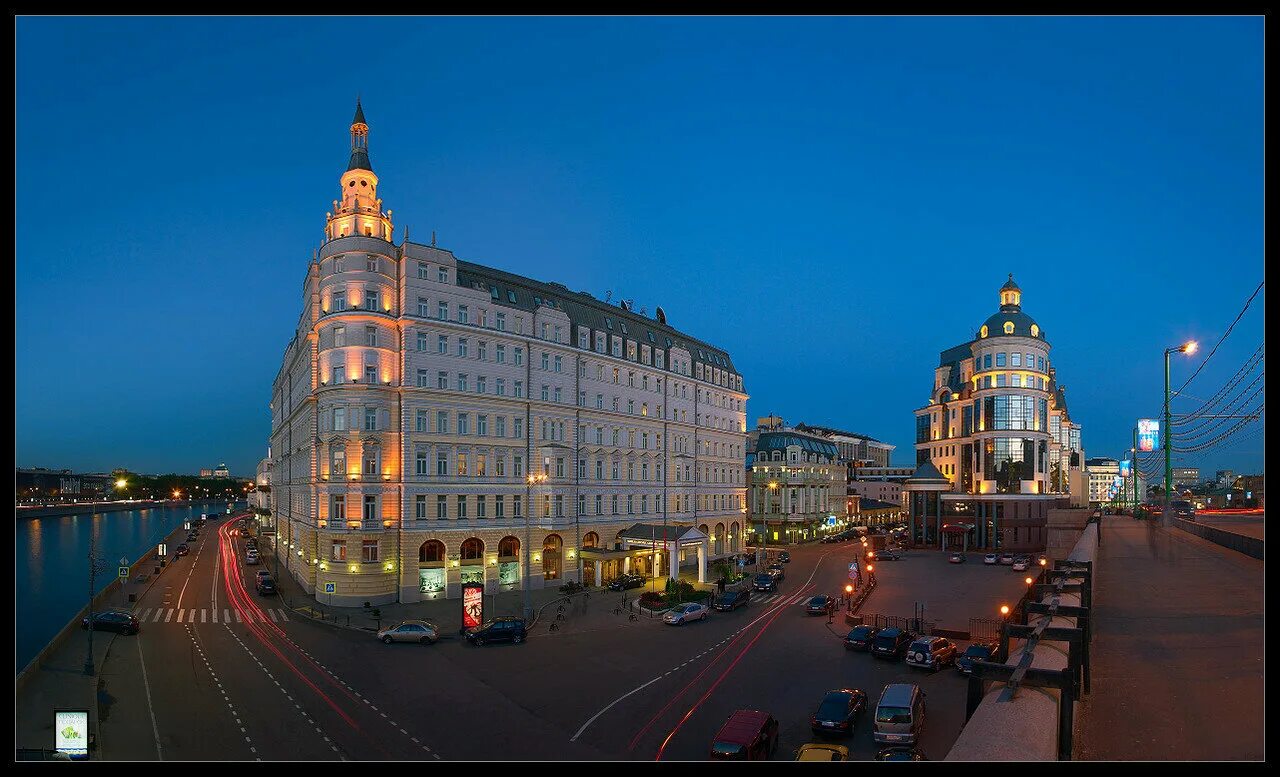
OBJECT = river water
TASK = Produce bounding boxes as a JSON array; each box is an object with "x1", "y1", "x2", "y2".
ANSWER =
[{"x1": 15, "y1": 500, "x2": 247, "y2": 672}]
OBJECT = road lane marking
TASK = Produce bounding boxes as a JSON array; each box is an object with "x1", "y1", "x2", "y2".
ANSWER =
[
  {"x1": 153, "y1": 609, "x2": 164, "y2": 622},
  {"x1": 571, "y1": 674, "x2": 666, "y2": 741},
  {"x1": 164, "y1": 609, "x2": 173, "y2": 623},
  {"x1": 235, "y1": 610, "x2": 243, "y2": 623},
  {"x1": 278, "y1": 609, "x2": 288, "y2": 622},
  {"x1": 202, "y1": 609, "x2": 208, "y2": 623},
  {"x1": 137, "y1": 636, "x2": 164, "y2": 760},
  {"x1": 225, "y1": 609, "x2": 231, "y2": 623},
  {"x1": 268, "y1": 609, "x2": 279, "y2": 622}
]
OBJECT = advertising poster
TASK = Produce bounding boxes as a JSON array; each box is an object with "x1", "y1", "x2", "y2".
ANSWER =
[
  {"x1": 461, "y1": 582, "x2": 484, "y2": 629},
  {"x1": 498, "y1": 561, "x2": 519, "y2": 586},
  {"x1": 1119, "y1": 459, "x2": 1132, "y2": 478},
  {"x1": 54, "y1": 710, "x2": 89, "y2": 758},
  {"x1": 460, "y1": 565, "x2": 485, "y2": 585},
  {"x1": 418, "y1": 568, "x2": 445, "y2": 595},
  {"x1": 1138, "y1": 419, "x2": 1160, "y2": 452}
]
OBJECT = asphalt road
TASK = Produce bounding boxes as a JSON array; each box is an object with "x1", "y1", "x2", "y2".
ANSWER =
[
  {"x1": 1195, "y1": 512, "x2": 1264, "y2": 540},
  {"x1": 96, "y1": 526, "x2": 1012, "y2": 761}
]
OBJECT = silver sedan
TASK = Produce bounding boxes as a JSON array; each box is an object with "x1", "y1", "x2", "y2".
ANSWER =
[
  {"x1": 663, "y1": 602, "x2": 710, "y2": 626},
  {"x1": 377, "y1": 620, "x2": 440, "y2": 644}
]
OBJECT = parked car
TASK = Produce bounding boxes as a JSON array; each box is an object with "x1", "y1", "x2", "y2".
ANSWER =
[
  {"x1": 255, "y1": 576, "x2": 277, "y2": 596},
  {"x1": 956, "y1": 642, "x2": 998, "y2": 675},
  {"x1": 752, "y1": 573, "x2": 778, "y2": 593},
  {"x1": 1012, "y1": 558, "x2": 1030, "y2": 572},
  {"x1": 878, "y1": 548, "x2": 901, "y2": 561},
  {"x1": 663, "y1": 602, "x2": 710, "y2": 626},
  {"x1": 795, "y1": 743, "x2": 849, "y2": 761},
  {"x1": 905, "y1": 637, "x2": 957, "y2": 671},
  {"x1": 175, "y1": 544, "x2": 189, "y2": 557},
  {"x1": 873, "y1": 683, "x2": 926, "y2": 745},
  {"x1": 844, "y1": 624, "x2": 881, "y2": 651},
  {"x1": 245, "y1": 550, "x2": 260, "y2": 565},
  {"x1": 82, "y1": 610, "x2": 140, "y2": 635},
  {"x1": 778, "y1": 551, "x2": 791, "y2": 564},
  {"x1": 809, "y1": 688, "x2": 868, "y2": 737},
  {"x1": 1171, "y1": 500, "x2": 1197, "y2": 521},
  {"x1": 710, "y1": 710, "x2": 779, "y2": 760},
  {"x1": 870, "y1": 627, "x2": 913, "y2": 660},
  {"x1": 804, "y1": 595, "x2": 833, "y2": 616},
  {"x1": 377, "y1": 620, "x2": 439, "y2": 645},
  {"x1": 876, "y1": 746, "x2": 928, "y2": 761},
  {"x1": 983, "y1": 553, "x2": 999, "y2": 565},
  {"x1": 948, "y1": 553, "x2": 965, "y2": 564},
  {"x1": 766, "y1": 564, "x2": 785, "y2": 581},
  {"x1": 607, "y1": 574, "x2": 646, "y2": 591},
  {"x1": 255, "y1": 569, "x2": 271, "y2": 582},
  {"x1": 465, "y1": 617, "x2": 527, "y2": 646},
  {"x1": 999, "y1": 554, "x2": 1015, "y2": 565},
  {"x1": 713, "y1": 590, "x2": 751, "y2": 611}
]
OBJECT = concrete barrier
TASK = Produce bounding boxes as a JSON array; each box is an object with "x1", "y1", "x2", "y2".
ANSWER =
[
  {"x1": 945, "y1": 520, "x2": 1098, "y2": 761},
  {"x1": 1174, "y1": 518, "x2": 1263, "y2": 559}
]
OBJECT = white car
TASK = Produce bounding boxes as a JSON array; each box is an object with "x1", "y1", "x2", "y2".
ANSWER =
[
  {"x1": 663, "y1": 602, "x2": 710, "y2": 626},
  {"x1": 245, "y1": 549, "x2": 260, "y2": 565},
  {"x1": 1012, "y1": 559, "x2": 1030, "y2": 572},
  {"x1": 983, "y1": 554, "x2": 999, "y2": 565}
]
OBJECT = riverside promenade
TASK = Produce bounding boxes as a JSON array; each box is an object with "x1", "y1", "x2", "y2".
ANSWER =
[{"x1": 1074, "y1": 515, "x2": 1264, "y2": 760}]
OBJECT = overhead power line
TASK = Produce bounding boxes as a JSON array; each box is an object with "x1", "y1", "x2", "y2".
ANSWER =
[
  {"x1": 1172, "y1": 343, "x2": 1264, "y2": 425},
  {"x1": 1174, "y1": 280, "x2": 1264, "y2": 396}
]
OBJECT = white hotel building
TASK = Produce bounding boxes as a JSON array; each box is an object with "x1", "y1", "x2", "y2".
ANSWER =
[{"x1": 269, "y1": 104, "x2": 748, "y2": 606}]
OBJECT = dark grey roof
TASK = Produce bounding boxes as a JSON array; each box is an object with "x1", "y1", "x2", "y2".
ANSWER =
[
  {"x1": 753, "y1": 431, "x2": 839, "y2": 459},
  {"x1": 979, "y1": 310, "x2": 1045, "y2": 343},
  {"x1": 352, "y1": 99, "x2": 367, "y2": 126},
  {"x1": 452, "y1": 257, "x2": 740, "y2": 379},
  {"x1": 858, "y1": 497, "x2": 902, "y2": 511},
  {"x1": 906, "y1": 461, "x2": 949, "y2": 483},
  {"x1": 347, "y1": 148, "x2": 373, "y2": 172},
  {"x1": 619, "y1": 523, "x2": 700, "y2": 542},
  {"x1": 793, "y1": 423, "x2": 884, "y2": 444},
  {"x1": 1085, "y1": 457, "x2": 1117, "y2": 467},
  {"x1": 1000, "y1": 273, "x2": 1020, "y2": 292}
]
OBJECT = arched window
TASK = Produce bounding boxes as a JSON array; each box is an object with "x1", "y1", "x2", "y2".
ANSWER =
[
  {"x1": 460, "y1": 537, "x2": 484, "y2": 560},
  {"x1": 1031, "y1": 324, "x2": 1039, "y2": 338},
  {"x1": 714, "y1": 522, "x2": 726, "y2": 555},
  {"x1": 498, "y1": 536, "x2": 520, "y2": 558},
  {"x1": 1003, "y1": 321, "x2": 1015, "y2": 335},
  {"x1": 980, "y1": 325, "x2": 989, "y2": 338},
  {"x1": 582, "y1": 531, "x2": 600, "y2": 548},
  {"x1": 542, "y1": 534, "x2": 563, "y2": 581},
  {"x1": 418, "y1": 539, "x2": 445, "y2": 563},
  {"x1": 730, "y1": 521, "x2": 741, "y2": 552}
]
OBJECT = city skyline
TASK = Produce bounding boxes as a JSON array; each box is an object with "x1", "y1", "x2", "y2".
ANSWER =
[{"x1": 17, "y1": 17, "x2": 1263, "y2": 477}]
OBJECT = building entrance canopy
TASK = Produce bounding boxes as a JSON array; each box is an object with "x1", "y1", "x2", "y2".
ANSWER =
[{"x1": 615, "y1": 523, "x2": 710, "y2": 584}]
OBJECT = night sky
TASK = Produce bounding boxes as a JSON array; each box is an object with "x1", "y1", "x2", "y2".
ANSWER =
[{"x1": 16, "y1": 17, "x2": 1263, "y2": 478}]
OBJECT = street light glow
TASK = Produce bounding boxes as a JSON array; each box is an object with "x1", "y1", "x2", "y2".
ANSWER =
[
  {"x1": 1182, "y1": 340, "x2": 1198, "y2": 355},
  {"x1": 115, "y1": 479, "x2": 127, "y2": 489},
  {"x1": 1000, "y1": 604, "x2": 1010, "y2": 616}
]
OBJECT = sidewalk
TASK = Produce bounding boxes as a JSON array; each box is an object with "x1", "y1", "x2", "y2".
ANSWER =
[{"x1": 1074, "y1": 516, "x2": 1263, "y2": 760}]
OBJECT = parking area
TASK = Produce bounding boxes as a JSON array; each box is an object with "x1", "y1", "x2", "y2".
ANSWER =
[{"x1": 856, "y1": 549, "x2": 1037, "y2": 631}]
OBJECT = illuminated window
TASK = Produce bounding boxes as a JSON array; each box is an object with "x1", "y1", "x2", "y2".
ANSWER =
[
  {"x1": 1003, "y1": 321, "x2": 1015, "y2": 335},
  {"x1": 980, "y1": 325, "x2": 988, "y2": 338},
  {"x1": 1031, "y1": 324, "x2": 1039, "y2": 337}
]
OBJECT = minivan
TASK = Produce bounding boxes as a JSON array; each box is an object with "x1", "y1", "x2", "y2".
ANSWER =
[
  {"x1": 873, "y1": 683, "x2": 925, "y2": 745},
  {"x1": 709, "y1": 710, "x2": 779, "y2": 760}
]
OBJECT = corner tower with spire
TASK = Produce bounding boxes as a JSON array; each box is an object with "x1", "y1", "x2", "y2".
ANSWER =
[{"x1": 324, "y1": 99, "x2": 394, "y2": 243}]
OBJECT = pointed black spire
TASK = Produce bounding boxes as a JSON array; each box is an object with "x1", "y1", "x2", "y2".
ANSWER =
[
  {"x1": 347, "y1": 98, "x2": 373, "y2": 172},
  {"x1": 352, "y1": 98, "x2": 367, "y2": 127}
]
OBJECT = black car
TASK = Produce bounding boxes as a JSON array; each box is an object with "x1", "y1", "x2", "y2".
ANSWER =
[
  {"x1": 876, "y1": 747, "x2": 927, "y2": 761},
  {"x1": 752, "y1": 573, "x2": 778, "y2": 592},
  {"x1": 809, "y1": 688, "x2": 868, "y2": 737},
  {"x1": 465, "y1": 617, "x2": 527, "y2": 646},
  {"x1": 607, "y1": 574, "x2": 646, "y2": 591},
  {"x1": 870, "y1": 627, "x2": 914, "y2": 659},
  {"x1": 956, "y1": 642, "x2": 998, "y2": 674},
  {"x1": 82, "y1": 611, "x2": 140, "y2": 635},
  {"x1": 713, "y1": 590, "x2": 751, "y2": 611},
  {"x1": 175, "y1": 544, "x2": 189, "y2": 556},
  {"x1": 778, "y1": 551, "x2": 791, "y2": 563},
  {"x1": 256, "y1": 576, "x2": 277, "y2": 596},
  {"x1": 766, "y1": 564, "x2": 785, "y2": 581},
  {"x1": 844, "y1": 624, "x2": 881, "y2": 651},
  {"x1": 805, "y1": 595, "x2": 833, "y2": 616}
]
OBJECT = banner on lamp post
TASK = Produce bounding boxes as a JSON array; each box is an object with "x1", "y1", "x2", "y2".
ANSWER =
[{"x1": 1137, "y1": 420, "x2": 1160, "y2": 452}]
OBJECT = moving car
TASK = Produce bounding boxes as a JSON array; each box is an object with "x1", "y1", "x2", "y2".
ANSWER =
[
  {"x1": 905, "y1": 637, "x2": 957, "y2": 671},
  {"x1": 948, "y1": 553, "x2": 965, "y2": 564},
  {"x1": 465, "y1": 617, "x2": 527, "y2": 646},
  {"x1": 663, "y1": 602, "x2": 710, "y2": 626},
  {"x1": 766, "y1": 564, "x2": 785, "y2": 581},
  {"x1": 795, "y1": 743, "x2": 849, "y2": 761},
  {"x1": 1170, "y1": 500, "x2": 1197, "y2": 521},
  {"x1": 607, "y1": 574, "x2": 646, "y2": 591},
  {"x1": 809, "y1": 688, "x2": 867, "y2": 737},
  {"x1": 999, "y1": 554, "x2": 1015, "y2": 565},
  {"x1": 82, "y1": 610, "x2": 140, "y2": 635},
  {"x1": 778, "y1": 551, "x2": 791, "y2": 564},
  {"x1": 873, "y1": 683, "x2": 926, "y2": 745},
  {"x1": 956, "y1": 642, "x2": 998, "y2": 675},
  {"x1": 804, "y1": 595, "x2": 833, "y2": 616},
  {"x1": 378, "y1": 620, "x2": 439, "y2": 645},
  {"x1": 983, "y1": 553, "x2": 999, "y2": 565},
  {"x1": 709, "y1": 710, "x2": 779, "y2": 760},
  {"x1": 878, "y1": 548, "x2": 901, "y2": 561},
  {"x1": 255, "y1": 576, "x2": 277, "y2": 596},
  {"x1": 1012, "y1": 558, "x2": 1030, "y2": 572},
  {"x1": 713, "y1": 590, "x2": 751, "y2": 611},
  {"x1": 870, "y1": 627, "x2": 913, "y2": 660},
  {"x1": 844, "y1": 624, "x2": 881, "y2": 651},
  {"x1": 245, "y1": 549, "x2": 260, "y2": 565},
  {"x1": 752, "y1": 573, "x2": 778, "y2": 593},
  {"x1": 174, "y1": 544, "x2": 189, "y2": 557},
  {"x1": 876, "y1": 747, "x2": 927, "y2": 761},
  {"x1": 255, "y1": 569, "x2": 271, "y2": 582}
]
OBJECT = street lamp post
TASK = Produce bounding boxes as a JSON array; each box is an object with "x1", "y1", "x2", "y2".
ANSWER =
[
  {"x1": 765, "y1": 481, "x2": 778, "y2": 564},
  {"x1": 1163, "y1": 341, "x2": 1197, "y2": 526},
  {"x1": 523, "y1": 473, "x2": 545, "y2": 620}
]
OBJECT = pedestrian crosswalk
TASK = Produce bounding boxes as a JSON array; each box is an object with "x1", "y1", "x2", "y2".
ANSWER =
[
  {"x1": 137, "y1": 607, "x2": 290, "y2": 624},
  {"x1": 753, "y1": 592, "x2": 803, "y2": 606}
]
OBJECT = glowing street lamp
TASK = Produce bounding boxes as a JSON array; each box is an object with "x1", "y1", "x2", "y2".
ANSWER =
[
  {"x1": 999, "y1": 604, "x2": 1010, "y2": 618},
  {"x1": 1163, "y1": 340, "x2": 1198, "y2": 525}
]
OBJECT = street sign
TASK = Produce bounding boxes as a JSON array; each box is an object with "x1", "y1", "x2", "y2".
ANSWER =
[
  {"x1": 118, "y1": 566, "x2": 130, "y2": 579},
  {"x1": 184, "y1": 521, "x2": 191, "y2": 530},
  {"x1": 324, "y1": 582, "x2": 336, "y2": 594},
  {"x1": 848, "y1": 569, "x2": 858, "y2": 581},
  {"x1": 120, "y1": 557, "x2": 129, "y2": 566},
  {"x1": 157, "y1": 543, "x2": 167, "y2": 557}
]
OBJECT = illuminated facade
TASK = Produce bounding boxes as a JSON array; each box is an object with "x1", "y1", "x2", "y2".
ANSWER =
[
  {"x1": 269, "y1": 103, "x2": 748, "y2": 605},
  {"x1": 745, "y1": 419, "x2": 843, "y2": 544},
  {"x1": 907, "y1": 276, "x2": 1085, "y2": 551}
]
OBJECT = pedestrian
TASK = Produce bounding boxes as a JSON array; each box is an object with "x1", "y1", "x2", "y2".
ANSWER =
[{"x1": 716, "y1": 577, "x2": 725, "y2": 596}]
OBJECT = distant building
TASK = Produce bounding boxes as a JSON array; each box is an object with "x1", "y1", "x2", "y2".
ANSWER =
[
  {"x1": 858, "y1": 496, "x2": 907, "y2": 528},
  {"x1": 214, "y1": 463, "x2": 230, "y2": 478},
  {"x1": 793, "y1": 423, "x2": 895, "y2": 468},
  {"x1": 746, "y1": 420, "x2": 842, "y2": 543},
  {"x1": 1086, "y1": 457, "x2": 1120, "y2": 504},
  {"x1": 848, "y1": 466, "x2": 914, "y2": 509},
  {"x1": 1172, "y1": 467, "x2": 1200, "y2": 487},
  {"x1": 1214, "y1": 470, "x2": 1235, "y2": 487},
  {"x1": 199, "y1": 468, "x2": 214, "y2": 478},
  {"x1": 16, "y1": 468, "x2": 114, "y2": 504}
]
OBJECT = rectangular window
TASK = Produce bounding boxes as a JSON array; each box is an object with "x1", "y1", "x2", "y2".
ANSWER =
[
  {"x1": 364, "y1": 407, "x2": 377, "y2": 431},
  {"x1": 996, "y1": 352, "x2": 1007, "y2": 367},
  {"x1": 438, "y1": 267, "x2": 448, "y2": 283},
  {"x1": 334, "y1": 407, "x2": 347, "y2": 431},
  {"x1": 556, "y1": 457, "x2": 565, "y2": 477},
  {"x1": 495, "y1": 498, "x2": 505, "y2": 518},
  {"x1": 332, "y1": 365, "x2": 345, "y2": 384},
  {"x1": 514, "y1": 348, "x2": 524, "y2": 366},
  {"x1": 554, "y1": 355, "x2": 562, "y2": 373},
  {"x1": 457, "y1": 496, "x2": 467, "y2": 519},
  {"x1": 331, "y1": 540, "x2": 347, "y2": 561},
  {"x1": 514, "y1": 455, "x2": 524, "y2": 478},
  {"x1": 476, "y1": 376, "x2": 486, "y2": 394},
  {"x1": 457, "y1": 413, "x2": 469, "y2": 435},
  {"x1": 478, "y1": 341, "x2": 487, "y2": 360},
  {"x1": 415, "y1": 410, "x2": 428, "y2": 432},
  {"x1": 363, "y1": 495, "x2": 377, "y2": 523},
  {"x1": 457, "y1": 374, "x2": 468, "y2": 391},
  {"x1": 496, "y1": 345, "x2": 506, "y2": 363},
  {"x1": 541, "y1": 385, "x2": 549, "y2": 401},
  {"x1": 365, "y1": 290, "x2": 379, "y2": 310},
  {"x1": 416, "y1": 451, "x2": 428, "y2": 475},
  {"x1": 541, "y1": 352, "x2": 550, "y2": 370},
  {"x1": 364, "y1": 364, "x2": 377, "y2": 383},
  {"x1": 476, "y1": 495, "x2": 486, "y2": 518},
  {"x1": 365, "y1": 326, "x2": 377, "y2": 347},
  {"x1": 437, "y1": 451, "x2": 448, "y2": 476},
  {"x1": 514, "y1": 418, "x2": 524, "y2": 438},
  {"x1": 496, "y1": 417, "x2": 506, "y2": 437},
  {"x1": 477, "y1": 453, "x2": 487, "y2": 476},
  {"x1": 417, "y1": 297, "x2": 428, "y2": 317},
  {"x1": 458, "y1": 305, "x2": 469, "y2": 324},
  {"x1": 416, "y1": 331, "x2": 427, "y2": 351},
  {"x1": 457, "y1": 453, "x2": 468, "y2": 476},
  {"x1": 458, "y1": 339, "x2": 469, "y2": 358},
  {"x1": 514, "y1": 380, "x2": 524, "y2": 398},
  {"x1": 334, "y1": 326, "x2": 346, "y2": 347},
  {"x1": 983, "y1": 354, "x2": 992, "y2": 370},
  {"x1": 1011, "y1": 352, "x2": 1021, "y2": 367},
  {"x1": 334, "y1": 292, "x2": 347, "y2": 312},
  {"x1": 418, "y1": 262, "x2": 429, "y2": 279},
  {"x1": 438, "y1": 335, "x2": 448, "y2": 354},
  {"x1": 477, "y1": 415, "x2": 488, "y2": 436},
  {"x1": 438, "y1": 301, "x2": 448, "y2": 320},
  {"x1": 437, "y1": 371, "x2": 448, "y2": 389},
  {"x1": 554, "y1": 387, "x2": 562, "y2": 403},
  {"x1": 436, "y1": 410, "x2": 448, "y2": 433},
  {"x1": 496, "y1": 312, "x2": 506, "y2": 331},
  {"x1": 437, "y1": 495, "x2": 448, "y2": 519},
  {"x1": 417, "y1": 369, "x2": 429, "y2": 388},
  {"x1": 496, "y1": 378, "x2": 505, "y2": 396},
  {"x1": 415, "y1": 494, "x2": 427, "y2": 519}
]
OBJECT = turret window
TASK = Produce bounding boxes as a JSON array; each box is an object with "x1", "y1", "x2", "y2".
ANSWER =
[
  {"x1": 980, "y1": 325, "x2": 988, "y2": 338},
  {"x1": 1003, "y1": 321, "x2": 1015, "y2": 334}
]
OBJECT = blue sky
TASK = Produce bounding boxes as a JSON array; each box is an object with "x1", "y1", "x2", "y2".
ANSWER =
[{"x1": 16, "y1": 17, "x2": 1263, "y2": 478}]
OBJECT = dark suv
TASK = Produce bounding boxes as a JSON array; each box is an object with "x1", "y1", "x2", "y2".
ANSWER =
[
  {"x1": 870, "y1": 627, "x2": 914, "y2": 660},
  {"x1": 607, "y1": 574, "x2": 645, "y2": 591},
  {"x1": 465, "y1": 617, "x2": 527, "y2": 646},
  {"x1": 255, "y1": 576, "x2": 277, "y2": 596},
  {"x1": 844, "y1": 624, "x2": 881, "y2": 651},
  {"x1": 1170, "y1": 500, "x2": 1197, "y2": 521},
  {"x1": 713, "y1": 590, "x2": 751, "y2": 611},
  {"x1": 752, "y1": 573, "x2": 777, "y2": 593}
]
